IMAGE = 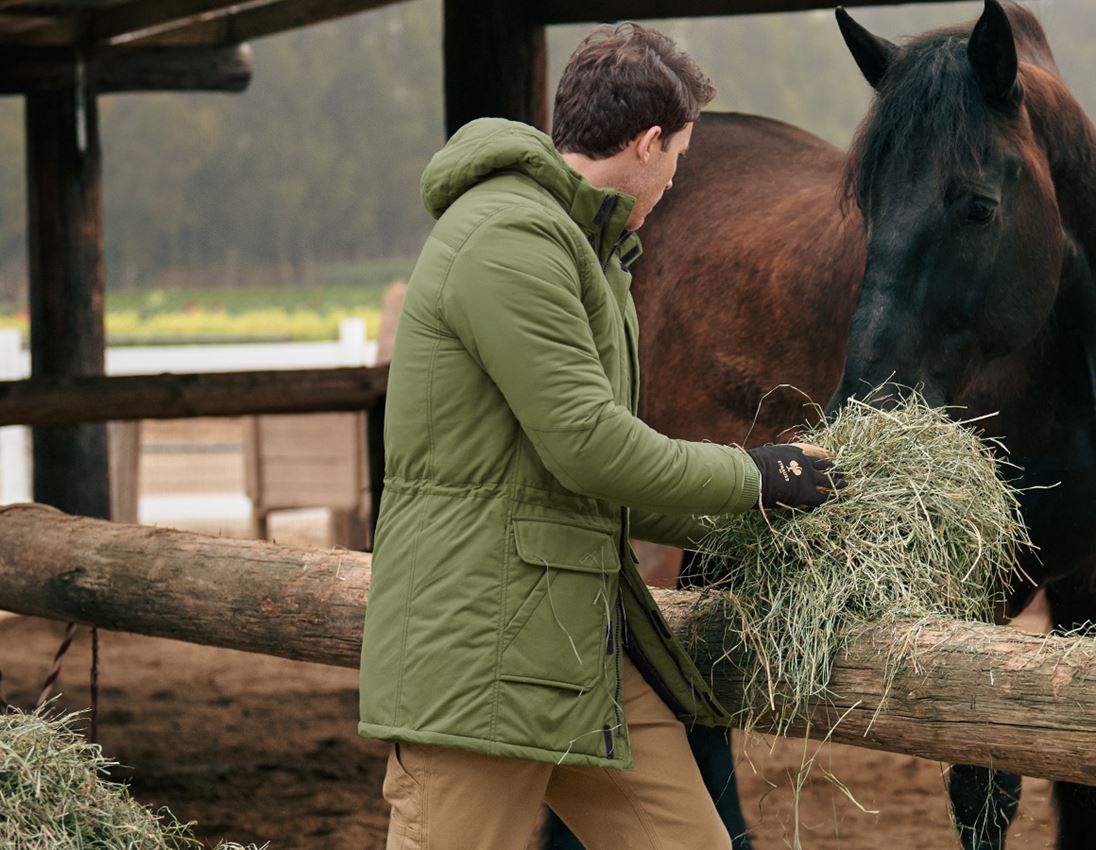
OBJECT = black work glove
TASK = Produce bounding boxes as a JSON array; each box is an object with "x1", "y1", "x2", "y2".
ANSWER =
[{"x1": 745, "y1": 442, "x2": 845, "y2": 510}]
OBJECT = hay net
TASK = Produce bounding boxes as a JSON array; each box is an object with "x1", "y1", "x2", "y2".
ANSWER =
[{"x1": 688, "y1": 389, "x2": 1032, "y2": 735}]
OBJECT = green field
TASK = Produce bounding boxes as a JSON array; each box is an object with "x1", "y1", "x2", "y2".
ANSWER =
[{"x1": 0, "y1": 259, "x2": 413, "y2": 344}]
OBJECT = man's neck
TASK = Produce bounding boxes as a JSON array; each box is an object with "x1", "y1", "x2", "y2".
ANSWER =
[{"x1": 562, "y1": 151, "x2": 628, "y2": 194}]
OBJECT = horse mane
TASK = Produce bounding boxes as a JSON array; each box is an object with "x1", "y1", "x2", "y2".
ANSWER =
[{"x1": 841, "y1": 3, "x2": 1055, "y2": 212}]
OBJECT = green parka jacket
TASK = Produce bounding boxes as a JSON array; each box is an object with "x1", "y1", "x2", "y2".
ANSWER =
[{"x1": 358, "y1": 118, "x2": 761, "y2": 769}]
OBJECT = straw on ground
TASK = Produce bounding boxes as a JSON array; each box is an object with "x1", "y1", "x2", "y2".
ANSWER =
[{"x1": 0, "y1": 705, "x2": 263, "y2": 850}]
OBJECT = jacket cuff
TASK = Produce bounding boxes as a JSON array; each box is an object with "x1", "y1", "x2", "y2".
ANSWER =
[{"x1": 718, "y1": 447, "x2": 761, "y2": 514}]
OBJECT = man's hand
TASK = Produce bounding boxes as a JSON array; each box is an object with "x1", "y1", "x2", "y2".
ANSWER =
[{"x1": 745, "y1": 442, "x2": 845, "y2": 510}]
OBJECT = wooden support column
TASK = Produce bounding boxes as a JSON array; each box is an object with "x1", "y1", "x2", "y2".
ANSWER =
[
  {"x1": 443, "y1": 0, "x2": 547, "y2": 137},
  {"x1": 25, "y1": 76, "x2": 109, "y2": 519}
]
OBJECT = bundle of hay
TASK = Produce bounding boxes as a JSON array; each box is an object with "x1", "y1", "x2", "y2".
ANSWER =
[
  {"x1": 691, "y1": 391, "x2": 1031, "y2": 735},
  {"x1": 0, "y1": 706, "x2": 260, "y2": 850}
]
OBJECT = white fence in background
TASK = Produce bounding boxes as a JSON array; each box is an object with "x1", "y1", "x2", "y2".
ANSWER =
[{"x1": 0, "y1": 319, "x2": 378, "y2": 508}]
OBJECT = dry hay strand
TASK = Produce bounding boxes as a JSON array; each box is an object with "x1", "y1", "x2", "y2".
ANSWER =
[
  {"x1": 690, "y1": 389, "x2": 1032, "y2": 736},
  {"x1": 0, "y1": 704, "x2": 262, "y2": 850}
]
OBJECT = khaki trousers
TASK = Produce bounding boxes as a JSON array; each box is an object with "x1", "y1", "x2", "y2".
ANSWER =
[{"x1": 382, "y1": 655, "x2": 734, "y2": 850}]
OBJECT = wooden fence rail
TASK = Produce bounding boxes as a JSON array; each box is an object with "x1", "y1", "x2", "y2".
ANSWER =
[
  {"x1": 0, "y1": 365, "x2": 388, "y2": 426},
  {"x1": 0, "y1": 503, "x2": 1093, "y2": 785}
]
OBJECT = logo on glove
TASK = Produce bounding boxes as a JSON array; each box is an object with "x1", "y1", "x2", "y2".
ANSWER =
[
  {"x1": 776, "y1": 460, "x2": 804, "y2": 482},
  {"x1": 780, "y1": 462, "x2": 806, "y2": 481}
]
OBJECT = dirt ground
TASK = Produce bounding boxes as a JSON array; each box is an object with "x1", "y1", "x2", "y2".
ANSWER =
[
  {"x1": 0, "y1": 417, "x2": 1061, "y2": 848},
  {"x1": 0, "y1": 611, "x2": 1058, "y2": 850}
]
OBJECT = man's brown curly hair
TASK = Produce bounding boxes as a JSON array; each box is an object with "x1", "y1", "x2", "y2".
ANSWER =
[{"x1": 552, "y1": 22, "x2": 716, "y2": 158}]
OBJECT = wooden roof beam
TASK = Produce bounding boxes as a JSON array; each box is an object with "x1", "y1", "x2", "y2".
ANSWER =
[
  {"x1": 0, "y1": 13, "x2": 60, "y2": 32},
  {"x1": 537, "y1": 0, "x2": 965, "y2": 23},
  {"x1": 0, "y1": 44, "x2": 253, "y2": 93},
  {"x1": 0, "y1": 1, "x2": 273, "y2": 46},
  {"x1": 0, "y1": 0, "x2": 409, "y2": 47},
  {"x1": 93, "y1": 0, "x2": 256, "y2": 45},
  {"x1": 0, "y1": 0, "x2": 239, "y2": 46},
  {"x1": 0, "y1": 14, "x2": 72, "y2": 45},
  {"x1": 126, "y1": 0, "x2": 409, "y2": 47}
]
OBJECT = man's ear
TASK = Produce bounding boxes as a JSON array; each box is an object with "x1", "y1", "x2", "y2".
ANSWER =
[{"x1": 635, "y1": 126, "x2": 663, "y2": 162}]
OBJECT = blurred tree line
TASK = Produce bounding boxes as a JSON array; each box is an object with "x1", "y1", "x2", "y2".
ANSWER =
[{"x1": 0, "y1": 0, "x2": 1092, "y2": 299}]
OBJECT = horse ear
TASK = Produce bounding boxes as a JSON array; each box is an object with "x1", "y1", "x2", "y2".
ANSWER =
[
  {"x1": 968, "y1": 0, "x2": 1022, "y2": 111},
  {"x1": 836, "y1": 6, "x2": 898, "y2": 90}
]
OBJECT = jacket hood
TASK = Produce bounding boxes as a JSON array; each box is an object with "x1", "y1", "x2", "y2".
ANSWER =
[
  {"x1": 421, "y1": 119, "x2": 640, "y2": 269},
  {"x1": 421, "y1": 118, "x2": 586, "y2": 218}
]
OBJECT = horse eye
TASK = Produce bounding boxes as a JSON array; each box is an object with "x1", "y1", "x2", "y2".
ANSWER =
[{"x1": 966, "y1": 197, "x2": 998, "y2": 225}]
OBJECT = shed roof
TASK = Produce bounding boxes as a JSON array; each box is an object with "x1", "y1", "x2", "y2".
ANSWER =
[
  {"x1": 0, "y1": 0, "x2": 404, "y2": 47},
  {"x1": 0, "y1": 0, "x2": 967, "y2": 47}
]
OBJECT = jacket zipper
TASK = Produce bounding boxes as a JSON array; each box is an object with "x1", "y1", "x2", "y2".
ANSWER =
[
  {"x1": 600, "y1": 230, "x2": 629, "y2": 761},
  {"x1": 604, "y1": 506, "x2": 628, "y2": 760}
]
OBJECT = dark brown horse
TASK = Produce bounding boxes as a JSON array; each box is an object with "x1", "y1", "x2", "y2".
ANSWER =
[{"x1": 634, "y1": 2, "x2": 1096, "y2": 848}]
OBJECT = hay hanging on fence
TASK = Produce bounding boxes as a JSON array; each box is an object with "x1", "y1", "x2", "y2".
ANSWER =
[
  {"x1": 0, "y1": 705, "x2": 260, "y2": 850},
  {"x1": 690, "y1": 390, "x2": 1032, "y2": 736}
]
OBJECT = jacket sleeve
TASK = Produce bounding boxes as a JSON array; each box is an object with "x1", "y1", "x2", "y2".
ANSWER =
[
  {"x1": 629, "y1": 509, "x2": 716, "y2": 549},
  {"x1": 439, "y1": 210, "x2": 760, "y2": 516}
]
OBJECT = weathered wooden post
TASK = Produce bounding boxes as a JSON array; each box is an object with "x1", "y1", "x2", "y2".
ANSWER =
[
  {"x1": 11, "y1": 42, "x2": 255, "y2": 519},
  {"x1": 443, "y1": 0, "x2": 548, "y2": 136},
  {"x1": 25, "y1": 62, "x2": 109, "y2": 520}
]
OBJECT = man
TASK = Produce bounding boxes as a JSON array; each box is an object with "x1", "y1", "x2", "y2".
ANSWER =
[{"x1": 359, "y1": 22, "x2": 840, "y2": 850}]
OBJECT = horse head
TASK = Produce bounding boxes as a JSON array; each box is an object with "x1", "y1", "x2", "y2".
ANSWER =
[{"x1": 828, "y1": 0, "x2": 1082, "y2": 411}]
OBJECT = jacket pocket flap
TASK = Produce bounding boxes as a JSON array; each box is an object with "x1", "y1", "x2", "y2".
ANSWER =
[{"x1": 513, "y1": 519, "x2": 619, "y2": 574}]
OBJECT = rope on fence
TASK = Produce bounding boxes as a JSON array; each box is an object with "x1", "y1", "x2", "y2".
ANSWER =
[
  {"x1": 37, "y1": 621, "x2": 77, "y2": 708},
  {"x1": 90, "y1": 626, "x2": 99, "y2": 742},
  {"x1": 0, "y1": 620, "x2": 101, "y2": 735}
]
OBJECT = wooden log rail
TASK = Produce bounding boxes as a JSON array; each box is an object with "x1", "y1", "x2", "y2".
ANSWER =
[
  {"x1": 0, "y1": 365, "x2": 388, "y2": 426},
  {"x1": 0, "y1": 503, "x2": 1093, "y2": 786}
]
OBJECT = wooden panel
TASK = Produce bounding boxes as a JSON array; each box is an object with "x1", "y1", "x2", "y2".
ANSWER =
[
  {"x1": 245, "y1": 412, "x2": 365, "y2": 511},
  {"x1": 140, "y1": 447, "x2": 243, "y2": 494},
  {"x1": 256, "y1": 412, "x2": 362, "y2": 458},
  {"x1": 107, "y1": 420, "x2": 140, "y2": 522},
  {"x1": 260, "y1": 471, "x2": 361, "y2": 510}
]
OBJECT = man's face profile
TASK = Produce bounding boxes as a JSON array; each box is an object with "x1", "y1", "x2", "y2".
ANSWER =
[{"x1": 622, "y1": 122, "x2": 693, "y2": 230}]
